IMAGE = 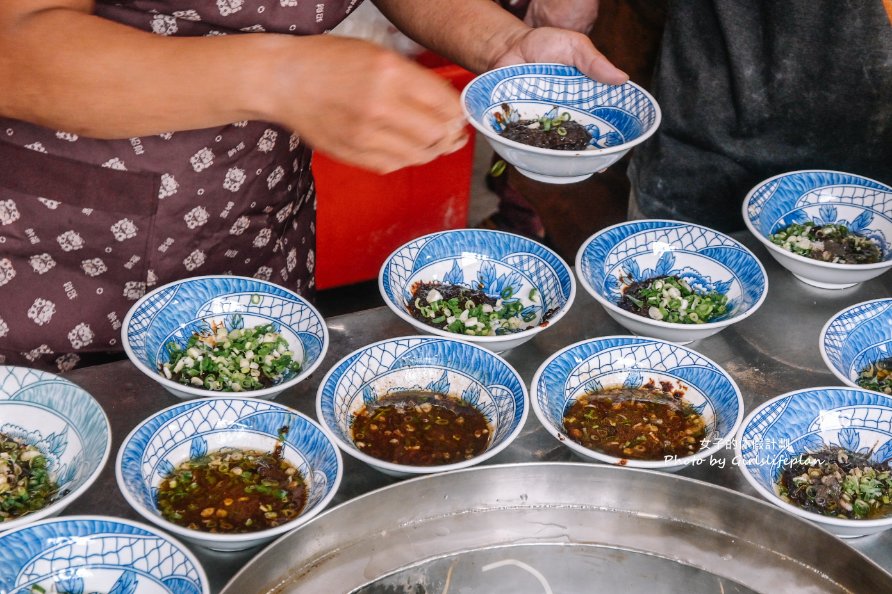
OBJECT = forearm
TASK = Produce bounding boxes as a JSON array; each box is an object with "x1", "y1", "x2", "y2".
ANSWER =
[
  {"x1": 371, "y1": 0, "x2": 529, "y2": 73},
  {"x1": 0, "y1": 4, "x2": 281, "y2": 138}
]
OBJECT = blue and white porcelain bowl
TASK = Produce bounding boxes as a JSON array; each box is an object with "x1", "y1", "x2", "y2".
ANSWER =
[
  {"x1": 575, "y1": 220, "x2": 768, "y2": 344},
  {"x1": 0, "y1": 367, "x2": 111, "y2": 533},
  {"x1": 379, "y1": 229, "x2": 575, "y2": 353},
  {"x1": 116, "y1": 397, "x2": 343, "y2": 551},
  {"x1": 461, "y1": 63, "x2": 660, "y2": 184},
  {"x1": 316, "y1": 336, "x2": 527, "y2": 477},
  {"x1": 743, "y1": 170, "x2": 892, "y2": 289},
  {"x1": 531, "y1": 336, "x2": 744, "y2": 472},
  {"x1": 735, "y1": 387, "x2": 892, "y2": 538},
  {"x1": 0, "y1": 515, "x2": 209, "y2": 594},
  {"x1": 820, "y1": 298, "x2": 892, "y2": 393},
  {"x1": 122, "y1": 275, "x2": 328, "y2": 399}
]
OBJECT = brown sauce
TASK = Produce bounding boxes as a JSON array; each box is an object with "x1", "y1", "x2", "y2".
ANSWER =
[
  {"x1": 351, "y1": 390, "x2": 491, "y2": 466},
  {"x1": 156, "y1": 447, "x2": 307, "y2": 533},
  {"x1": 563, "y1": 384, "x2": 707, "y2": 459}
]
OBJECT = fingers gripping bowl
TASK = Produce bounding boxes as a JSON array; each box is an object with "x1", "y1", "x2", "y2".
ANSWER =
[
  {"x1": 379, "y1": 228, "x2": 575, "y2": 353},
  {"x1": 575, "y1": 220, "x2": 768, "y2": 344},
  {"x1": 122, "y1": 275, "x2": 328, "y2": 399},
  {"x1": 461, "y1": 63, "x2": 661, "y2": 184}
]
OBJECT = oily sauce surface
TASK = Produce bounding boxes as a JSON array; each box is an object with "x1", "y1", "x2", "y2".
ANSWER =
[
  {"x1": 563, "y1": 384, "x2": 707, "y2": 459},
  {"x1": 351, "y1": 390, "x2": 492, "y2": 466},
  {"x1": 156, "y1": 446, "x2": 307, "y2": 534}
]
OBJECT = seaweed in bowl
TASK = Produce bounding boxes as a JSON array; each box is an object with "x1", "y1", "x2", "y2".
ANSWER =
[
  {"x1": 769, "y1": 221, "x2": 883, "y2": 264},
  {"x1": 495, "y1": 104, "x2": 593, "y2": 151},
  {"x1": 617, "y1": 275, "x2": 729, "y2": 325},
  {"x1": 777, "y1": 446, "x2": 892, "y2": 520},
  {"x1": 407, "y1": 280, "x2": 556, "y2": 337}
]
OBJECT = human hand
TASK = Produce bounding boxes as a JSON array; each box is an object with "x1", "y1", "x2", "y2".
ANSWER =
[
  {"x1": 269, "y1": 35, "x2": 468, "y2": 174},
  {"x1": 524, "y1": 0, "x2": 600, "y2": 34},
  {"x1": 492, "y1": 26, "x2": 627, "y2": 84}
]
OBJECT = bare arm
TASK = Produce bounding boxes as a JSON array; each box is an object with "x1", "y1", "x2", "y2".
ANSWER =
[
  {"x1": 0, "y1": 1, "x2": 467, "y2": 172},
  {"x1": 372, "y1": 0, "x2": 626, "y2": 83},
  {"x1": 524, "y1": 0, "x2": 600, "y2": 34}
]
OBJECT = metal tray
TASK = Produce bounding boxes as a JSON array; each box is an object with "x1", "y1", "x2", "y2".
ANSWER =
[{"x1": 221, "y1": 463, "x2": 892, "y2": 594}]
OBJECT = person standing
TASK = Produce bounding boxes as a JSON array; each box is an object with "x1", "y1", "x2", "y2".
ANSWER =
[{"x1": 0, "y1": 0, "x2": 625, "y2": 371}]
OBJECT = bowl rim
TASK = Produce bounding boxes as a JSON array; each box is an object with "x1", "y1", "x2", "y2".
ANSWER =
[
  {"x1": 529, "y1": 335, "x2": 745, "y2": 469},
  {"x1": 460, "y1": 63, "x2": 662, "y2": 157},
  {"x1": 574, "y1": 219, "x2": 769, "y2": 332},
  {"x1": 121, "y1": 274, "x2": 330, "y2": 399},
  {"x1": 819, "y1": 297, "x2": 892, "y2": 390},
  {"x1": 377, "y1": 228, "x2": 576, "y2": 345},
  {"x1": 0, "y1": 366, "x2": 112, "y2": 533},
  {"x1": 742, "y1": 169, "x2": 892, "y2": 273},
  {"x1": 114, "y1": 396, "x2": 344, "y2": 545},
  {"x1": 0, "y1": 514, "x2": 212, "y2": 594},
  {"x1": 315, "y1": 334, "x2": 529, "y2": 475},
  {"x1": 734, "y1": 385, "x2": 892, "y2": 529}
]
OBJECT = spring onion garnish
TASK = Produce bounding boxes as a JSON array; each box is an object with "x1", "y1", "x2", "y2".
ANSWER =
[
  {"x1": 619, "y1": 275, "x2": 728, "y2": 324},
  {"x1": 1, "y1": 433, "x2": 59, "y2": 522},
  {"x1": 160, "y1": 322, "x2": 301, "y2": 391}
]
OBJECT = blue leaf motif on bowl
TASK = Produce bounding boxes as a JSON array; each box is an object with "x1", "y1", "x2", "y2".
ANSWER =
[
  {"x1": 426, "y1": 371, "x2": 450, "y2": 395},
  {"x1": 797, "y1": 432, "x2": 827, "y2": 453},
  {"x1": 623, "y1": 369, "x2": 644, "y2": 389},
  {"x1": 443, "y1": 260, "x2": 465, "y2": 286},
  {"x1": 362, "y1": 384, "x2": 376, "y2": 406},
  {"x1": 229, "y1": 313, "x2": 245, "y2": 330},
  {"x1": 849, "y1": 210, "x2": 875, "y2": 234},
  {"x1": 109, "y1": 571, "x2": 138, "y2": 594},
  {"x1": 190, "y1": 436, "x2": 208, "y2": 460},
  {"x1": 158, "y1": 458, "x2": 175, "y2": 478},
  {"x1": 462, "y1": 384, "x2": 481, "y2": 407},
  {"x1": 874, "y1": 439, "x2": 892, "y2": 463},
  {"x1": 817, "y1": 205, "x2": 838, "y2": 226},
  {"x1": 478, "y1": 260, "x2": 524, "y2": 300},
  {"x1": 582, "y1": 378, "x2": 603, "y2": 395},
  {"x1": 831, "y1": 427, "x2": 867, "y2": 455}
]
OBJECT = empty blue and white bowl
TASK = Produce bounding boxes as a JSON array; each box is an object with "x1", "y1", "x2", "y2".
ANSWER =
[
  {"x1": 735, "y1": 387, "x2": 892, "y2": 538},
  {"x1": 122, "y1": 275, "x2": 328, "y2": 399},
  {"x1": 0, "y1": 366, "x2": 111, "y2": 533},
  {"x1": 0, "y1": 515, "x2": 209, "y2": 594},
  {"x1": 116, "y1": 397, "x2": 343, "y2": 551},
  {"x1": 820, "y1": 298, "x2": 892, "y2": 393},
  {"x1": 316, "y1": 336, "x2": 528, "y2": 477},
  {"x1": 575, "y1": 220, "x2": 768, "y2": 344},
  {"x1": 743, "y1": 170, "x2": 892, "y2": 289},
  {"x1": 379, "y1": 229, "x2": 575, "y2": 353},
  {"x1": 461, "y1": 63, "x2": 661, "y2": 184},
  {"x1": 531, "y1": 336, "x2": 744, "y2": 472}
]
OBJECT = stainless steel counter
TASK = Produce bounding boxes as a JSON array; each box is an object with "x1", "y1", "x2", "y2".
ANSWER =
[{"x1": 61, "y1": 234, "x2": 892, "y2": 592}]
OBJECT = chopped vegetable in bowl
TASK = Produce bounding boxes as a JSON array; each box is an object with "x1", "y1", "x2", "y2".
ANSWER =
[
  {"x1": 618, "y1": 275, "x2": 729, "y2": 324},
  {"x1": 407, "y1": 282, "x2": 552, "y2": 337},
  {"x1": 161, "y1": 322, "x2": 301, "y2": 392},
  {"x1": 777, "y1": 447, "x2": 892, "y2": 520},
  {"x1": 0, "y1": 433, "x2": 59, "y2": 522},
  {"x1": 857, "y1": 358, "x2": 892, "y2": 395},
  {"x1": 769, "y1": 222, "x2": 883, "y2": 264}
]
